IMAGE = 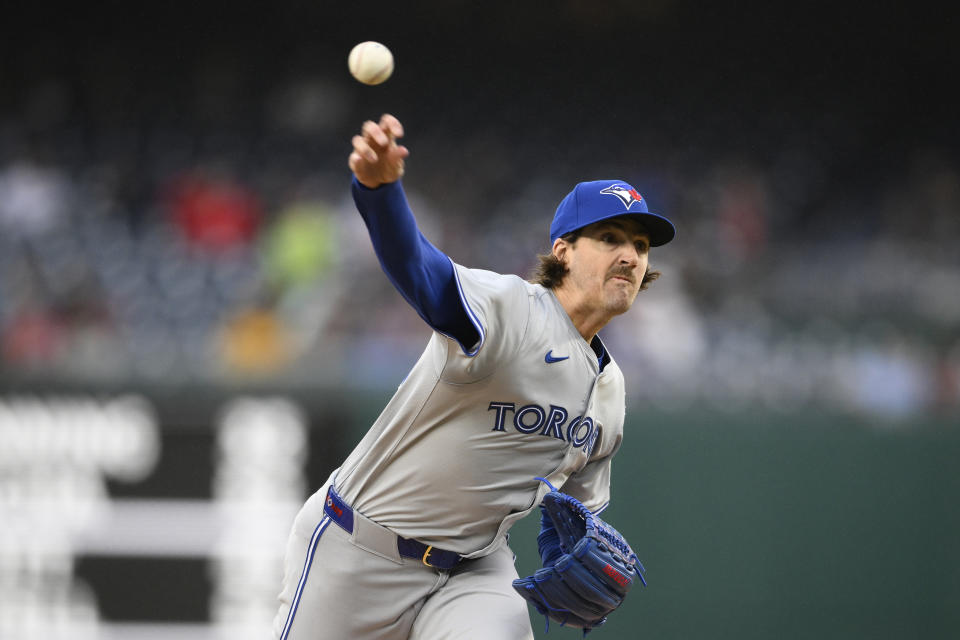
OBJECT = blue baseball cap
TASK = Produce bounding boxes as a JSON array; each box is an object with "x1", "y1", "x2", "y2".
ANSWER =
[{"x1": 550, "y1": 179, "x2": 675, "y2": 246}]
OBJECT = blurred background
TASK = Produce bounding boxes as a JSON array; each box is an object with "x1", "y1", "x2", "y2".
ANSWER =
[{"x1": 1, "y1": 1, "x2": 958, "y2": 638}]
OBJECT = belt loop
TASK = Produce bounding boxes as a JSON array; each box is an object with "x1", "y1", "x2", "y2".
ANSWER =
[{"x1": 324, "y1": 485, "x2": 355, "y2": 534}]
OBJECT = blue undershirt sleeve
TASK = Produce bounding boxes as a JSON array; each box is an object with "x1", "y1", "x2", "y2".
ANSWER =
[{"x1": 351, "y1": 178, "x2": 481, "y2": 353}]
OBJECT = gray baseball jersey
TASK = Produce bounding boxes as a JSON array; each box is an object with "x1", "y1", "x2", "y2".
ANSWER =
[
  {"x1": 334, "y1": 262, "x2": 626, "y2": 557},
  {"x1": 274, "y1": 263, "x2": 629, "y2": 640}
]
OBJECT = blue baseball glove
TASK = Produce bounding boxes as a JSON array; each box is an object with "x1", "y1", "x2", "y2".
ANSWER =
[{"x1": 512, "y1": 480, "x2": 645, "y2": 632}]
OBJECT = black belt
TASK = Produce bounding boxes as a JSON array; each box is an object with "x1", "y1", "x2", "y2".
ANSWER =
[{"x1": 324, "y1": 486, "x2": 464, "y2": 570}]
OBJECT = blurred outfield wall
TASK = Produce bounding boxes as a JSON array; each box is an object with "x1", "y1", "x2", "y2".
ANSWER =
[
  {"x1": 1, "y1": 388, "x2": 958, "y2": 639},
  {"x1": 508, "y1": 408, "x2": 960, "y2": 640}
]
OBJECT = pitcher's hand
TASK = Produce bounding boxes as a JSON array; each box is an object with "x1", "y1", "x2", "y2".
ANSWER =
[{"x1": 349, "y1": 114, "x2": 409, "y2": 189}]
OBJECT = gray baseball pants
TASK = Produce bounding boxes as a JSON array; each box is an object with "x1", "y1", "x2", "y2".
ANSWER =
[{"x1": 272, "y1": 478, "x2": 534, "y2": 640}]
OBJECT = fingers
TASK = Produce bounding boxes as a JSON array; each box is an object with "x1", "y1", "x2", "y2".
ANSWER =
[
  {"x1": 348, "y1": 151, "x2": 364, "y2": 175},
  {"x1": 352, "y1": 135, "x2": 378, "y2": 163},
  {"x1": 361, "y1": 119, "x2": 390, "y2": 148},
  {"x1": 379, "y1": 113, "x2": 404, "y2": 139},
  {"x1": 360, "y1": 114, "x2": 403, "y2": 147}
]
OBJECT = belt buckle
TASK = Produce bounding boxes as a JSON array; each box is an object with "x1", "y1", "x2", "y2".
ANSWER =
[{"x1": 421, "y1": 545, "x2": 436, "y2": 567}]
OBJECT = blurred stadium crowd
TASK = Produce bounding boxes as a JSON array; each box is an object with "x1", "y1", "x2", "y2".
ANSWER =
[{"x1": 1, "y1": 4, "x2": 958, "y2": 421}]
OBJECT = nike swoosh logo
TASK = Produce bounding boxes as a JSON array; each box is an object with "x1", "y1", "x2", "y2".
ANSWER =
[{"x1": 544, "y1": 350, "x2": 569, "y2": 364}]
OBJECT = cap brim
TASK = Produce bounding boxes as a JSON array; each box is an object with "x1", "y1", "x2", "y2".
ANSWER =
[
  {"x1": 585, "y1": 211, "x2": 675, "y2": 247},
  {"x1": 630, "y1": 212, "x2": 676, "y2": 247}
]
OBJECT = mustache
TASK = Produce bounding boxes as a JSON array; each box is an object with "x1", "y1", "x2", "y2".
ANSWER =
[{"x1": 607, "y1": 267, "x2": 636, "y2": 283}]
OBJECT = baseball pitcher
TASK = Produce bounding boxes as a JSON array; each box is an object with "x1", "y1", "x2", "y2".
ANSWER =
[{"x1": 272, "y1": 114, "x2": 675, "y2": 639}]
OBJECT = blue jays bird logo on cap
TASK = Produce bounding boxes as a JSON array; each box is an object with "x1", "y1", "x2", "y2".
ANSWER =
[{"x1": 599, "y1": 184, "x2": 644, "y2": 209}]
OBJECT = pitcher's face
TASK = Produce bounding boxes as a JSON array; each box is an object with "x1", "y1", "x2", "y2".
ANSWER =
[{"x1": 558, "y1": 218, "x2": 650, "y2": 318}]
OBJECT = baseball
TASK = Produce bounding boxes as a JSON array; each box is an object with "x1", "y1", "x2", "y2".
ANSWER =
[{"x1": 348, "y1": 41, "x2": 394, "y2": 85}]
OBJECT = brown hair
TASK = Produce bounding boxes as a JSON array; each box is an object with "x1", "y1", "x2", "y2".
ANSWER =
[{"x1": 529, "y1": 230, "x2": 661, "y2": 290}]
